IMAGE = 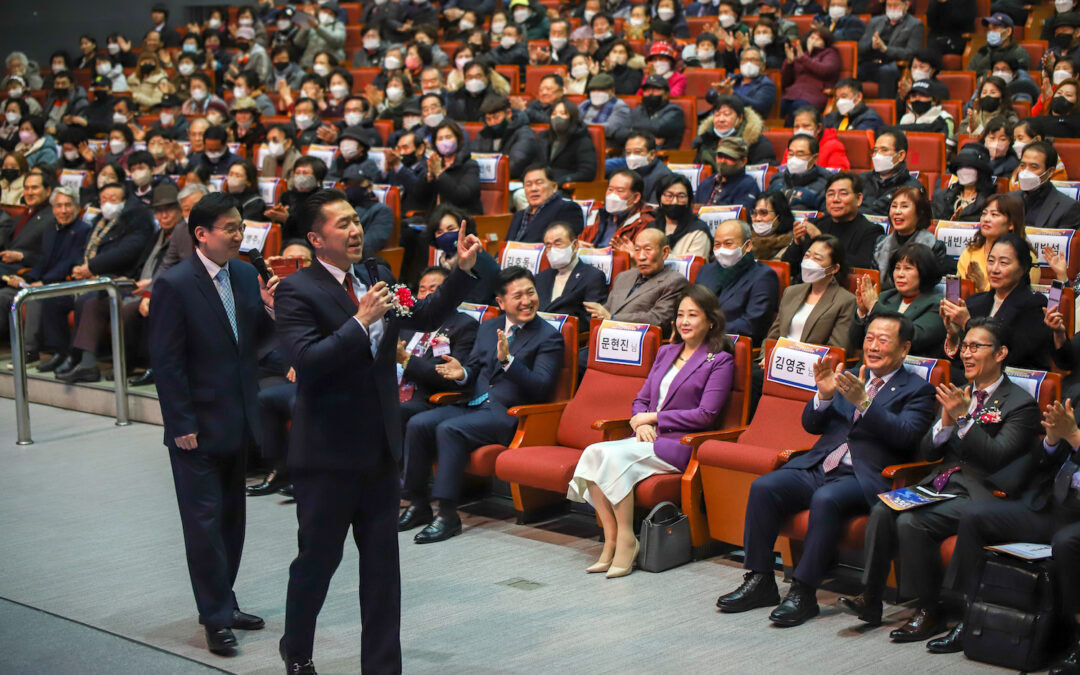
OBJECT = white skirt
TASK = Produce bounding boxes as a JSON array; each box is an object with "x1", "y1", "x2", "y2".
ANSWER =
[{"x1": 567, "y1": 437, "x2": 679, "y2": 506}]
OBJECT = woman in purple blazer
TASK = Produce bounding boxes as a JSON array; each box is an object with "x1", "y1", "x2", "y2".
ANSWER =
[{"x1": 568, "y1": 285, "x2": 735, "y2": 578}]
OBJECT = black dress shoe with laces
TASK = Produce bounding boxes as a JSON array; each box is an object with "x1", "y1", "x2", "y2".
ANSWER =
[
  {"x1": 398, "y1": 503, "x2": 434, "y2": 531},
  {"x1": 769, "y1": 579, "x2": 820, "y2": 627},
  {"x1": 280, "y1": 636, "x2": 318, "y2": 675},
  {"x1": 890, "y1": 607, "x2": 946, "y2": 642},
  {"x1": 926, "y1": 622, "x2": 964, "y2": 653},
  {"x1": 36, "y1": 352, "x2": 69, "y2": 373},
  {"x1": 1050, "y1": 639, "x2": 1080, "y2": 674},
  {"x1": 247, "y1": 470, "x2": 285, "y2": 496},
  {"x1": 56, "y1": 365, "x2": 101, "y2": 383},
  {"x1": 414, "y1": 513, "x2": 462, "y2": 543},
  {"x1": 127, "y1": 369, "x2": 155, "y2": 386},
  {"x1": 836, "y1": 593, "x2": 883, "y2": 626},
  {"x1": 204, "y1": 626, "x2": 237, "y2": 655},
  {"x1": 716, "y1": 571, "x2": 781, "y2": 613}
]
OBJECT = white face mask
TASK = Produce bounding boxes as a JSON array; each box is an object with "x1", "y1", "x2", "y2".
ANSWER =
[
  {"x1": 513, "y1": 8, "x2": 530, "y2": 23},
  {"x1": 5, "y1": 111, "x2": 20, "y2": 124},
  {"x1": 318, "y1": 12, "x2": 335, "y2": 25},
  {"x1": 605, "y1": 192, "x2": 629, "y2": 214},
  {"x1": 278, "y1": 19, "x2": 293, "y2": 31},
  {"x1": 550, "y1": 36, "x2": 567, "y2": 50},
  {"x1": 233, "y1": 86, "x2": 248, "y2": 99},
  {"x1": 697, "y1": 48, "x2": 715, "y2": 62},
  {"x1": 714, "y1": 244, "x2": 745, "y2": 268},
  {"x1": 835, "y1": 97, "x2": 856, "y2": 116},
  {"x1": 1017, "y1": 168, "x2": 1045, "y2": 191},
  {"x1": 657, "y1": 7, "x2": 675, "y2": 20},
  {"x1": 160, "y1": 111, "x2": 174, "y2": 126},
  {"x1": 460, "y1": 19, "x2": 475, "y2": 30},
  {"x1": 630, "y1": 17, "x2": 645, "y2": 27},
  {"x1": 752, "y1": 217, "x2": 777, "y2": 236},
  {"x1": 589, "y1": 91, "x2": 611, "y2": 107},
  {"x1": 97, "y1": 63, "x2": 112, "y2": 75},
  {"x1": 740, "y1": 62, "x2": 760, "y2": 78},
  {"x1": 403, "y1": 115, "x2": 421, "y2": 129},
  {"x1": 190, "y1": 87, "x2": 208, "y2": 102},
  {"x1": 828, "y1": 5, "x2": 846, "y2": 20},
  {"x1": 753, "y1": 33, "x2": 772, "y2": 48},
  {"x1": 385, "y1": 86, "x2": 404, "y2": 102},
  {"x1": 362, "y1": 38, "x2": 382, "y2": 52},
  {"x1": 113, "y1": 112, "x2": 128, "y2": 124},
  {"x1": 294, "y1": 113, "x2": 313, "y2": 130},
  {"x1": 344, "y1": 111, "x2": 363, "y2": 127},
  {"x1": 786, "y1": 156, "x2": 809, "y2": 175},
  {"x1": 63, "y1": 149, "x2": 80, "y2": 161},
  {"x1": 267, "y1": 140, "x2": 285, "y2": 157},
  {"x1": 239, "y1": 18, "x2": 254, "y2": 27},
  {"x1": 491, "y1": 21, "x2": 506, "y2": 34},
  {"x1": 100, "y1": 201, "x2": 124, "y2": 221},
  {"x1": 583, "y1": 10, "x2": 596, "y2": 23},
  {"x1": 500, "y1": 36, "x2": 517, "y2": 50},
  {"x1": 226, "y1": 175, "x2": 246, "y2": 192},
  {"x1": 801, "y1": 258, "x2": 829, "y2": 283},
  {"x1": 1059, "y1": 0, "x2": 1074, "y2": 10},
  {"x1": 911, "y1": 69, "x2": 930, "y2": 81},
  {"x1": 107, "y1": 43, "x2": 120, "y2": 55},
  {"x1": 294, "y1": 174, "x2": 317, "y2": 190},
  {"x1": 885, "y1": 9, "x2": 904, "y2": 21},
  {"x1": 455, "y1": 56, "x2": 471, "y2": 70},
  {"x1": 423, "y1": 112, "x2": 444, "y2": 127},
  {"x1": 992, "y1": 69, "x2": 1013, "y2": 83},
  {"x1": 625, "y1": 153, "x2": 649, "y2": 170},
  {"x1": 546, "y1": 244, "x2": 575, "y2": 269},
  {"x1": 8, "y1": 87, "x2": 22, "y2": 98},
  {"x1": 571, "y1": 64, "x2": 589, "y2": 80},
  {"x1": 313, "y1": 63, "x2": 330, "y2": 77},
  {"x1": 956, "y1": 167, "x2": 978, "y2": 185},
  {"x1": 178, "y1": 62, "x2": 195, "y2": 76},
  {"x1": 465, "y1": 78, "x2": 487, "y2": 94},
  {"x1": 1013, "y1": 139, "x2": 1028, "y2": 157},
  {"x1": 652, "y1": 60, "x2": 671, "y2": 76},
  {"x1": 340, "y1": 139, "x2": 360, "y2": 159},
  {"x1": 1054, "y1": 69, "x2": 1072, "y2": 85},
  {"x1": 330, "y1": 84, "x2": 349, "y2": 99},
  {"x1": 872, "y1": 153, "x2": 895, "y2": 173},
  {"x1": 109, "y1": 139, "x2": 127, "y2": 154},
  {"x1": 207, "y1": 17, "x2": 222, "y2": 29},
  {"x1": 719, "y1": 13, "x2": 736, "y2": 28}
]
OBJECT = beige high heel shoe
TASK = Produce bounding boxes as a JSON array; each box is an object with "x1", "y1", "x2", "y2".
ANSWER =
[
  {"x1": 605, "y1": 539, "x2": 640, "y2": 579},
  {"x1": 586, "y1": 555, "x2": 613, "y2": 574}
]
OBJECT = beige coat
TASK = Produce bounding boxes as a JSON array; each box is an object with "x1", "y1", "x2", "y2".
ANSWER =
[{"x1": 767, "y1": 278, "x2": 856, "y2": 352}]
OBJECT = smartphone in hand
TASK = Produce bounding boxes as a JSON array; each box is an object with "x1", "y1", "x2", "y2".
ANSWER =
[
  {"x1": 945, "y1": 275, "x2": 961, "y2": 304},
  {"x1": 1049, "y1": 278, "x2": 1066, "y2": 312}
]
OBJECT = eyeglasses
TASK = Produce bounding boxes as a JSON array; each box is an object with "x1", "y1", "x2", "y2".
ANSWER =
[
  {"x1": 214, "y1": 224, "x2": 245, "y2": 236},
  {"x1": 959, "y1": 341, "x2": 995, "y2": 354},
  {"x1": 660, "y1": 191, "x2": 689, "y2": 203}
]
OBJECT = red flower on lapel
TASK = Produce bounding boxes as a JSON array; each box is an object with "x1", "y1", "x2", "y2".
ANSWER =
[
  {"x1": 976, "y1": 407, "x2": 1002, "y2": 425},
  {"x1": 391, "y1": 284, "x2": 415, "y2": 316}
]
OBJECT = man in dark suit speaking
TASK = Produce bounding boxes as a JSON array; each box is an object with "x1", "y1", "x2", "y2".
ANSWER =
[
  {"x1": 273, "y1": 189, "x2": 482, "y2": 675},
  {"x1": 149, "y1": 193, "x2": 277, "y2": 655}
]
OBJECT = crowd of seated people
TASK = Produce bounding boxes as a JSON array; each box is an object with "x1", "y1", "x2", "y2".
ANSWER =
[{"x1": 8, "y1": 0, "x2": 1080, "y2": 670}]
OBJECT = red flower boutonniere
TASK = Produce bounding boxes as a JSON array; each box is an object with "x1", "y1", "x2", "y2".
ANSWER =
[
  {"x1": 391, "y1": 284, "x2": 415, "y2": 317},
  {"x1": 976, "y1": 407, "x2": 1002, "y2": 425}
]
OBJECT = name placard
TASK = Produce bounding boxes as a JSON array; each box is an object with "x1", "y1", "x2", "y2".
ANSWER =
[
  {"x1": 697, "y1": 205, "x2": 743, "y2": 236},
  {"x1": 1052, "y1": 180, "x2": 1080, "y2": 200},
  {"x1": 501, "y1": 241, "x2": 545, "y2": 273},
  {"x1": 903, "y1": 355, "x2": 939, "y2": 382},
  {"x1": 865, "y1": 214, "x2": 892, "y2": 234},
  {"x1": 595, "y1": 320, "x2": 649, "y2": 366},
  {"x1": 241, "y1": 220, "x2": 272, "y2": 252},
  {"x1": 457, "y1": 302, "x2": 488, "y2": 323},
  {"x1": 59, "y1": 169, "x2": 86, "y2": 191},
  {"x1": 1026, "y1": 227, "x2": 1075, "y2": 268},
  {"x1": 538, "y1": 312, "x2": 569, "y2": 332},
  {"x1": 304, "y1": 144, "x2": 339, "y2": 167},
  {"x1": 575, "y1": 199, "x2": 596, "y2": 223},
  {"x1": 668, "y1": 163, "x2": 706, "y2": 191},
  {"x1": 934, "y1": 221, "x2": 980, "y2": 259},
  {"x1": 1004, "y1": 367, "x2": 1048, "y2": 400},
  {"x1": 792, "y1": 210, "x2": 821, "y2": 221},
  {"x1": 209, "y1": 174, "x2": 225, "y2": 192},
  {"x1": 371, "y1": 183, "x2": 391, "y2": 205},
  {"x1": 472, "y1": 153, "x2": 502, "y2": 183},
  {"x1": 257, "y1": 177, "x2": 280, "y2": 205},
  {"x1": 578, "y1": 246, "x2": 614, "y2": 282},
  {"x1": 368, "y1": 148, "x2": 387, "y2": 173},
  {"x1": 664, "y1": 254, "x2": 696, "y2": 280},
  {"x1": 766, "y1": 338, "x2": 830, "y2": 391},
  {"x1": 745, "y1": 163, "x2": 768, "y2": 191}
]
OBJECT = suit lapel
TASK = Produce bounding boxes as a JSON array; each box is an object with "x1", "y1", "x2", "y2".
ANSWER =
[
  {"x1": 801, "y1": 281, "x2": 836, "y2": 341},
  {"x1": 661, "y1": 346, "x2": 708, "y2": 409},
  {"x1": 861, "y1": 367, "x2": 909, "y2": 418},
  {"x1": 310, "y1": 259, "x2": 360, "y2": 318},
  {"x1": 613, "y1": 271, "x2": 652, "y2": 314},
  {"x1": 190, "y1": 254, "x2": 238, "y2": 347}
]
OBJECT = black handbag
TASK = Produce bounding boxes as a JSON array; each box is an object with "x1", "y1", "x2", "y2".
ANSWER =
[
  {"x1": 963, "y1": 551, "x2": 1060, "y2": 672},
  {"x1": 637, "y1": 501, "x2": 692, "y2": 573}
]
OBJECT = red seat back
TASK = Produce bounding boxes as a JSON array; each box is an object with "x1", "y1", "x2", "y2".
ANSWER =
[
  {"x1": 720, "y1": 336, "x2": 753, "y2": 430},
  {"x1": 835, "y1": 129, "x2": 874, "y2": 172},
  {"x1": 834, "y1": 41, "x2": 858, "y2": 81},
  {"x1": 764, "y1": 128, "x2": 793, "y2": 164},
  {"x1": 937, "y1": 71, "x2": 976, "y2": 103},
  {"x1": 905, "y1": 131, "x2": 947, "y2": 194},
  {"x1": 525, "y1": 65, "x2": 568, "y2": 100},
  {"x1": 537, "y1": 314, "x2": 581, "y2": 401},
  {"x1": 668, "y1": 96, "x2": 697, "y2": 150},
  {"x1": 864, "y1": 99, "x2": 896, "y2": 126},
  {"x1": 762, "y1": 260, "x2": 791, "y2": 296},
  {"x1": 683, "y1": 68, "x2": 725, "y2": 111}
]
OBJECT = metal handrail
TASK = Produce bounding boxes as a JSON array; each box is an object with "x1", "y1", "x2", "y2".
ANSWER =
[{"x1": 9, "y1": 276, "x2": 131, "y2": 445}]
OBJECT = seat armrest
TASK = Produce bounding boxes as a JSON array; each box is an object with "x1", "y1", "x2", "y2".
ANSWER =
[
  {"x1": 505, "y1": 401, "x2": 569, "y2": 447},
  {"x1": 507, "y1": 401, "x2": 568, "y2": 418},
  {"x1": 776, "y1": 448, "x2": 812, "y2": 465},
  {"x1": 680, "y1": 427, "x2": 748, "y2": 450},
  {"x1": 429, "y1": 392, "x2": 467, "y2": 405},
  {"x1": 592, "y1": 417, "x2": 633, "y2": 442},
  {"x1": 881, "y1": 459, "x2": 941, "y2": 488}
]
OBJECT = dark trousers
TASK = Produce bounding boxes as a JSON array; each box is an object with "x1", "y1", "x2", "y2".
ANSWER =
[
  {"x1": 861, "y1": 493, "x2": 971, "y2": 604},
  {"x1": 258, "y1": 382, "x2": 296, "y2": 462},
  {"x1": 401, "y1": 402, "x2": 518, "y2": 503},
  {"x1": 744, "y1": 464, "x2": 867, "y2": 587},
  {"x1": 284, "y1": 462, "x2": 402, "y2": 673},
  {"x1": 949, "y1": 499, "x2": 1080, "y2": 616},
  {"x1": 72, "y1": 292, "x2": 142, "y2": 359},
  {"x1": 857, "y1": 62, "x2": 901, "y2": 100},
  {"x1": 40, "y1": 292, "x2": 94, "y2": 352},
  {"x1": 168, "y1": 446, "x2": 247, "y2": 629}
]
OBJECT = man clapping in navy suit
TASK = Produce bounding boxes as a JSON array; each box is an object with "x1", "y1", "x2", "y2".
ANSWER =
[{"x1": 398, "y1": 266, "x2": 564, "y2": 544}]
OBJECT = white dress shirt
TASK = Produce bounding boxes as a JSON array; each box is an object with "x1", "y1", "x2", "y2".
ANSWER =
[{"x1": 317, "y1": 256, "x2": 383, "y2": 354}]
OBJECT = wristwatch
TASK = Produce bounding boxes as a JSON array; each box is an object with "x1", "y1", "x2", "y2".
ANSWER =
[{"x1": 955, "y1": 414, "x2": 971, "y2": 426}]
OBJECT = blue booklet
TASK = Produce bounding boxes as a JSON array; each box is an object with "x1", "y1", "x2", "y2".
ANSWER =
[{"x1": 878, "y1": 486, "x2": 957, "y2": 511}]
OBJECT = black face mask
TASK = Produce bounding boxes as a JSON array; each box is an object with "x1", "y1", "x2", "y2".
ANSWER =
[
  {"x1": 400, "y1": 152, "x2": 419, "y2": 167},
  {"x1": 345, "y1": 184, "x2": 373, "y2": 205},
  {"x1": 659, "y1": 202, "x2": 690, "y2": 222},
  {"x1": 1, "y1": 168, "x2": 19, "y2": 182},
  {"x1": 139, "y1": 63, "x2": 154, "y2": 75},
  {"x1": 274, "y1": 61, "x2": 290, "y2": 72},
  {"x1": 979, "y1": 95, "x2": 1001, "y2": 112},
  {"x1": 550, "y1": 116, "x2": 571, "y2": 135},
  {"x1": 53, "y1": 87, "x2": 69, "y2": 99},
  {"x1": 642, "y1": 94, "x2": 665, "y2": 111},
  {"x1": 1054, "y1": 33, "x2": 1074, "y2": 50},
  {"x1": 486, "y1": 119, "x2": 508, "y2": 136},
  {"x1": 1052, "y1": 95, "x2": 1074, "y2": 115},
  {"x1": 909, "y1": 100, "x2": 932, "y2": 115}
]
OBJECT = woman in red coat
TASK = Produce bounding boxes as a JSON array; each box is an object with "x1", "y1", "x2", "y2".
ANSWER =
[
  {"x1": 779, "y1": 26, "x2": 842, "y2": 120},
  {"x1": 781, "y1": 106, "x2": 852, "y2": 170}
]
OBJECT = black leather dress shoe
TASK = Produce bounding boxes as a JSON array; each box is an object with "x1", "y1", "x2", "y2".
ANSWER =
[
  {"x1": 769, "y1": 580, "x2": 820, "y2": 627},
  {"x1": 398, "y1": 503, "x2": 434, "y2": 531},
  {"x1": 231, "y1": 610, "x2": 264, "y2": 630},
  {"x1": 926, "y1": 622, "x2": 964, "y2": 653},
  {"x1": 280, "y1": 636, "x2": 318, "y2": 675},
  {"x1": 55, "y1": 355, "x2": 79, "y2": 376},
  {"x1": 204, "y1": 626, "x2": 237, "y2": 655},
  {"x1": 128, "y1": 369, "x2": 155, "y2": 386},
  {"x1": 716, "y1": 571, "x2": 780, "y2": 613},
  {"x1": 278, "y1": 483, "x2": 295, "y2": 498},
  {"x1": 36, "y1": 353, "x2": 69, "y2": 373},
  {"x1": 836, "y1": 593, "x2": 883, "y2": 626},
  {"x1": 56, "y1": 365, "x2": 101, "y2": 383},
  {"x1": 890, "y1": 607, "x2": 946, "y2": 642},
  {"x1": 247, "y1": 471, "x2": 285, "y2": 496},
  {"x1": 414, "y1": 513, "x2": 462, "y2": 543}
]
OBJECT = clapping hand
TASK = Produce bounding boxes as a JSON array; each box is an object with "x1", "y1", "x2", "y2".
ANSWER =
[
  {"x1": 434, "y1": 354, "x2": 465, "y2": 380},
  {"x1": 455, "y1": 220, "x2": 482, "y2": 272},
  {"x1": 965, "y1": 259, "x2": 986, "y2": 290},
  {"x1": 496, "y1": 329, "x2": 511, "y2": 362},
  {"x1": 836, "y1": 365, "x2": 869, "y2": 407},
  {"x1": 784, "y1": 42, "x2": 796, "y2": 64},
  {"x1": 813, "y1": 355, "x2": 840, "y2": 400},
  {"x1": 1044, "y1": 245, "x2": 1069, "y2": 283},
  {"x1": 1043, "y1": 399, "x2": 1079, "y2": 446},
  {"x1": 792, "y1": 218, "x2": 820, "y2": 243},
  {"x1": 936, "y1": 382, "x2": 972, "y2": 426},
  {"x1": 872, "y1": 31, "x2": 886, "y2": 52},
  {"x1": 855, "y1": 274, "x2": 878, "y2": 315}
]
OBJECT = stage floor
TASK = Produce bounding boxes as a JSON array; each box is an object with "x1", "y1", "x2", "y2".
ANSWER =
[{"x1": 0, "y1": 402, "x2": 1003, "y2": 674}]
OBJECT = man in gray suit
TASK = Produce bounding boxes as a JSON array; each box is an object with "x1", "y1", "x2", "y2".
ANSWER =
[
  {"x1": 857, "y1": 0, "x2": 924, "y2": 99},
  {"x1": 584, "y1": 227, "x2": 688, "y2": 337}
]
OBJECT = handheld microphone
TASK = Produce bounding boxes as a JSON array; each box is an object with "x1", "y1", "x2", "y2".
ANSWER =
[
  {"x1": 246, "y1": 249, "x2": 272, "y2": 284},
  {"x1": 362, "y1": 257, "x2": 383, "y2": 288}
]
